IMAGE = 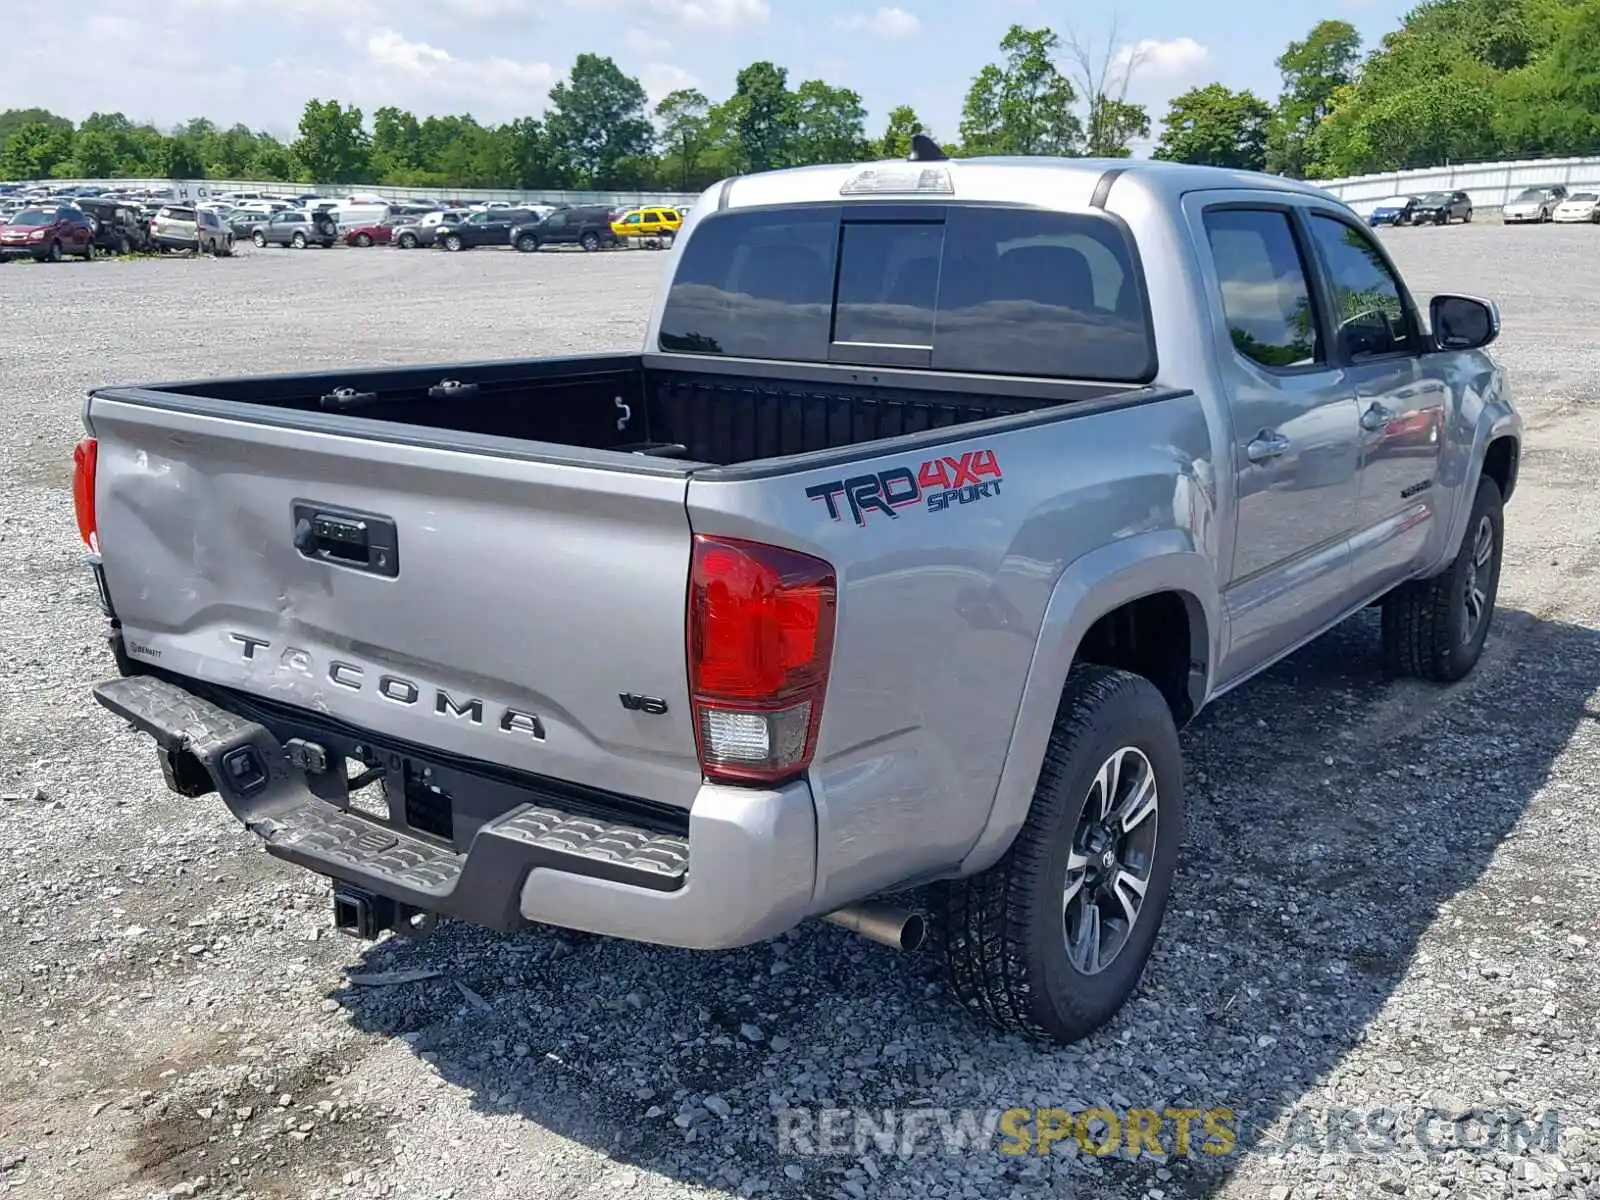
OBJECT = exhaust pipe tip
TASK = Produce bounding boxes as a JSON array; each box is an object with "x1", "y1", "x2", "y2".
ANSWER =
[{"x1": 822, "y1": 903, "x2": 926, "y2": 952}]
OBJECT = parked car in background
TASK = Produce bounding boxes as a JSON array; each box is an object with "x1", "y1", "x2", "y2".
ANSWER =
[
  {"x1": 436, "y1": 207, "x2": 541, "y2": 251},
  {"x1": 511, "y1": 205, "x2": 621, "y2": 252},
  {"x1": 77, "y1": 198, "x2": 149, "y2": 254},
  {"x1": 345, "y1": 222, "x2": 394, "y2": 247},
  {"x1": 249, "y1": 209, "x2": 339, "y2": 248},
  {"x1": 393, "y1": 209, "x2": 468, "y2": 249},
  {"x1": 1501, "y1": 185, "x2": 1567, "y2": 223},
  {"x1": 227, "y1": 210, "x2": 265, "y2": 240},
  {"x1": 329, "y1": 202, "x2": 392, "y2": 232},
  {"x1": 1409, "y1": 190, "x2": 1473, "y2": 224},
  {"x1": 0, "y1": 205, "x2": 95, "y2": 261},
  {"x1": 1367, "y1": 195, "x2": 1419, "y2": 226},
  {"x1": 150, "y1": 206, "x2": 232, "y2": 254},
  {"x1": 1551, "y1": 192, "x2": 1600, "y2": 223},
  {"x1": 610, "y1": 206, "x2": 683, "y2": 244}
]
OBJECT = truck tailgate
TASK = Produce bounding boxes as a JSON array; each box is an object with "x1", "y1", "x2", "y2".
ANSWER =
[{"x1": 88, "y1": 396, "x2": 705, "y2": 810}]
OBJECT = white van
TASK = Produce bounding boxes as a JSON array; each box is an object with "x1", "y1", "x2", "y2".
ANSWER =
[{"x1": 329, "y1": 202, "x2": 392, "y2": 230}]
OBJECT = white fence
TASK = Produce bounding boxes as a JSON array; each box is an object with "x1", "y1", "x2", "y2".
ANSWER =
[
  {"x1": 1311, "y1": 156, "x2": 1600, "y2": 213},
  {"x1": 30, "y1": 177, "x2": 703, "y2": 208}
]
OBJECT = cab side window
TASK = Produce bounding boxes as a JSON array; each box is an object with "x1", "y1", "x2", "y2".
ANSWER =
[
  {"x1": 1202, "y1": 208, "x2": 1322, "y2": 370},
  {"x1": 1306, "y1": 213, "x2": 1415, "y2": 359}
]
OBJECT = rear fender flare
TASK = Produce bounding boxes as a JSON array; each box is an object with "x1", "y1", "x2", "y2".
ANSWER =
[{"x1": 955, "y1": 531, "x2": 1220, "y2": 877}]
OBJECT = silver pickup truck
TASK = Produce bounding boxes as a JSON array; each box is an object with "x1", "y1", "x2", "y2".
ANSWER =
[{"x1": 76, "y1": 149, "x2": 1521, "y2": 1045}]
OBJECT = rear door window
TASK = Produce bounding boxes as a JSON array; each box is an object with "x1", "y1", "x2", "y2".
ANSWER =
[{"x1": 658, "y1": 204, "x2": 1155, "y2": 381}]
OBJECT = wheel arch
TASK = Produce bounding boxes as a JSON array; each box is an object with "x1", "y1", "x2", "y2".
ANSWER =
[{"x1": 956, "y1": 531, "x2": 1220, "y2": 877}]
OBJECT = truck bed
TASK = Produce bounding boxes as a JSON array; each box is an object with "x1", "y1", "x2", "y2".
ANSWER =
[{"x1": 111, "y1": 352, "x2": 1138, "y2": 472}]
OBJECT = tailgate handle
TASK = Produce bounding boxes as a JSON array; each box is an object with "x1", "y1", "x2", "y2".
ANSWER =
[{"x1": 292, "y1": 503, "x2": 399, "y2": 578}]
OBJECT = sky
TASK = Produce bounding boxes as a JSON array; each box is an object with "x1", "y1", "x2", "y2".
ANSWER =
[{"x1": 0, "y1": 0, "x2": 1411, "y2": 158}]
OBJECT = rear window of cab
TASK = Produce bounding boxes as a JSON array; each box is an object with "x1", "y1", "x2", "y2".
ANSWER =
[{"x1": 657, "y1": 203, "x2": 1156, "y2": 382}]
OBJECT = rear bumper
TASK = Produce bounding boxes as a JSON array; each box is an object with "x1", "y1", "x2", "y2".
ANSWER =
[{"x1": 93, "y1": 673, "x2": 818, "y2": 949}]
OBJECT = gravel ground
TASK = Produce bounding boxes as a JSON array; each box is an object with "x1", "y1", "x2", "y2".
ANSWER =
[{"x1": 1, "y1": 227, "x2": 1597, "y2": 1200}]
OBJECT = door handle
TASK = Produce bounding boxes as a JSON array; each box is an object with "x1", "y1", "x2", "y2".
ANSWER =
[
  {"x1": 1246, "y1": 431, "x2": 1291, "y2": 463},
  {"x1": 1360, "y1": 402, "x2": 1393, "y2": 431}
]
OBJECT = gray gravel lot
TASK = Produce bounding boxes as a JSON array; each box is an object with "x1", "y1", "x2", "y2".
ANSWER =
[{"x1": 2, "y1": 227, "x2": 1598, "y2": 1200}]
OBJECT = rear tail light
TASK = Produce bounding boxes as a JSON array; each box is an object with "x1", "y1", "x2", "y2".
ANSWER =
[
  {"x1": 72, "y1": 437, "x2": 98, "y2": 552},
  {"x1": 688, "y1": 535, "x2": 837, "y2": 785}
]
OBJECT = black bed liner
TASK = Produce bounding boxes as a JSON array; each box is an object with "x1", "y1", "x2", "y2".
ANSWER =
[{"x1": 91, "y1": 351, "x2": 1188, "y2": 477}]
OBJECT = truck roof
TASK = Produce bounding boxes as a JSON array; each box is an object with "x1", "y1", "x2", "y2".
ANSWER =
[{"x1": 716, "y1": 155, "x2": 1342, "y2": 215}]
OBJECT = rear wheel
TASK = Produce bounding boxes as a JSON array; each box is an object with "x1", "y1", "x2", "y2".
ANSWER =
[
  {"x1": 935, "y1": 665, "x2": 1184, "y2": 1044},
  {"x1": 443, "y1": 233, "x2": 463, "y2": 252},
  {"x1": 354, "y1": 232, "x2": 372, "y2": 247},
  {"x1": 1381, "y1": 475, "x2": 1504, "y2": 682},
  {"x1": 579, "y1": 231, "x2": 600, "y2": 251},
  {"x1": 515, "y1": 234, "x2": 539, "y2": 252},
  {"x1": 398, "y1": 232, "x2": 417, "y2": 248},
  {"x1": 291, "y1": 232, "x2": 307, "y2": 248},
  {"x1": 117, "y1": 234, "x2": 131, "y2": 254},
  {"x1": 252, "y1": 231, "x2": 267, "y2": 247}
]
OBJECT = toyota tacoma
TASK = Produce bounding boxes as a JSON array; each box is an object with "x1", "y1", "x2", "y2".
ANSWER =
[{"x1": 75, "y1": 147, "x2": 1521, "y2": 1043}]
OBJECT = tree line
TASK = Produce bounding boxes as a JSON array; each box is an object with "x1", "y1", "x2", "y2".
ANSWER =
[{"x1": 4, "y1": 0, "x2": 1599, "y2": 191}]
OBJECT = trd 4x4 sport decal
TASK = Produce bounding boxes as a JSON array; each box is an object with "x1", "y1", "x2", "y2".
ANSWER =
[{"x1": 805, "y1": 449, "x2": 1004, "y2": 527}]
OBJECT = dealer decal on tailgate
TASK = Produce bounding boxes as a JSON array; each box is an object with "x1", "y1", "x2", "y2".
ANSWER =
[{"x1": 805, "y1": 449, "x2": 1004, "y2": 527}]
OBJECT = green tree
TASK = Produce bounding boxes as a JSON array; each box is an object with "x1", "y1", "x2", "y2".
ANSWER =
[
  {"x1": 878, "y1": 104, "x2": 927, "y2": 157},
  {"x1": 544, "y1": 54, "x2": 653, "y2": 188},
  {"x1": 959, "y1": 25, "x2": 1082, "y2": 156},
  {"x1": 161, "y1": 136, "x2": 206, "y2": 179},
  {"x1": 503, "y1": 117, "x2": 550, "y2": 189},
  {"x1": 1152, "y1": 83, "x2": 1273, "y2": 169},
  {"x1": 71, "y1": 131, "x2": 120, "y2": 176},
  {"x1": 727, "y1": 61, "x2": 795, "y2": 172},
  {"x1": 1062, "y1": 21, "x2": 1149, "y2": 156},
  {"x1": 791, "y1": 80, "x2": 870, "y2": 164},
  {"x1": 371, "y1": 106, "x2": 423, "y2": 179},
  {"x1": 1086, "y1": 97, "x2": 1150, "y2": 157},
  {"x1": 1268, "y1": 20, "x2": 1362, "y2": 176},
  {"x1": 292, "y1": 99, "x2": 370, "y2": 184},
  {"x1": 656, "y1": 88, "x2": 711, "y2": 189},
  {"x1": 0, "y1": 122, "x2": 75, "y2": 178},
  {"x1": 251, "y1": 141, "x2": 295, "y2": 180},
  {"x1": 0, "y1": 107, "x2": 72, "y2": 150}
]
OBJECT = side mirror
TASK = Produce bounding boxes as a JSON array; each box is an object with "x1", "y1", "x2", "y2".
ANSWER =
[{"x1": 1430, "y1": 294, "x2": 1499, "y2": 351}]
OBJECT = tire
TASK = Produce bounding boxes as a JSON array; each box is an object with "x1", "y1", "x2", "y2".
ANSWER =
[
  {"x1": 515, "y1": 234, "x2": 539, "y2": 253},
  {"x1": 398, "y1": 233, "x2": 417, "y2": 249},
  {"x1": 443, "y1": 234, "x2": 463, "y2": 252},
  {"x1": 46, "y1": 241, "x2": 63, "y2": 263},
  {"x1": 253, "y1": 231, "x2": 267, "y2": 247},
  {"x1": 219, "y1": 236, "x2": 234, "y2": 258},
  {"x1": 1381, "y1": 474, "x2": 1504, "y2": 683},
  {"x1": 1464, "y1": 209, "x2": 1472, "y2": 223},
  {"x1": 579, "y1": 231, "x2": 600, "y2": 252},
  {"x1": 117, "y1": 235, "x2": 131, "y2": 255},
  {"x1": 354, "y1": 233, "x2": 372, "y2": 247},
  {"x1": 81, "y1": 242, "x2": 96, "y2": 261},
  {"x1": 292, "y1": 232, "x2": 307, "y2": 248},
  {"x1": 934, "y1": 665, "x2": 1184, "y2": 1044}
]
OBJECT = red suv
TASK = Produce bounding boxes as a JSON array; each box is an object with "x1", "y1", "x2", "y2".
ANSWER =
[{"x1": 0, "y1": 206, "x2": 96, "y2": 262}]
